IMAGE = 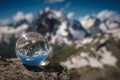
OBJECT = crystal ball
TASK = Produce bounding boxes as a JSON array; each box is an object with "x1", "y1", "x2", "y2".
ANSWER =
[{"x1": 15, "y1": 32, "x2": 49, "y2": 66}]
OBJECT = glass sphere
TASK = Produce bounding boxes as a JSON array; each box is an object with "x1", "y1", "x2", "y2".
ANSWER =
[{"x1": 15, "y1": 32, "x2": 49, "y2": 66}]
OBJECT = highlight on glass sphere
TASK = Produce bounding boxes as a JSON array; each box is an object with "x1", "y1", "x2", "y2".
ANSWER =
[{"x1": 15, "y1": 32, "x2": 49, "y2": 66}]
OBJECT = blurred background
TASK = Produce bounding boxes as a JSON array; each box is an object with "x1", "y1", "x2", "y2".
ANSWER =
[{"x1": 0, "y1": 0, "x2": 120, "y2": 80}]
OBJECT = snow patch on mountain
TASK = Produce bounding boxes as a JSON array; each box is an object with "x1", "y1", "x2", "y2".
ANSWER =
[
  {"x1": 80, "y1": 15, "x2": 96, "y2": 30},
  {"x1": 61, "y1": 47, "x2": 117, "y2": 69},
  {"x1": 0, "y1": 24, "x2": 28, "y2": 43},
  {"x1": 67, "y1": 12, "x2": 74, "y2": 19},
  {"x1": 97, "y1": 10, "x2": 120, "y2": 22},
  {"x1": 0, "y1": 19, "x2": 10, "y2": 26},
  {"x1": 75, "y1": 37, "x2": 93, "y2": 49},
  {"x1": 57, "y1": 21, "x2": 68, "y2": 36},
  {"x1": 80, "y1": 10, "x2": 120, "y2": 35},
  {"x1": 98, "y1": 47, "x2": 117, "y2": 66},
  {"x1": 106, "y1": 28, "x2": 120, "y2": 40},
  {"x1": 13, "y1": 12, "x2": 33, "y2": 23}
]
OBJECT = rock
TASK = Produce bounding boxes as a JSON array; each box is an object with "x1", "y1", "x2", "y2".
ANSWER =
[{"x1": 0, "y1": 57, "x2": 70, "y2": 80}]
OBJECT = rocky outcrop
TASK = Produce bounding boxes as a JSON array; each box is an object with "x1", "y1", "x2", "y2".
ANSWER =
[{"x1": 0, "y1": 57, "x2": 70, "y2": 80}]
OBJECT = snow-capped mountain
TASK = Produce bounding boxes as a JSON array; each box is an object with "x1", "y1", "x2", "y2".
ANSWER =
[
  {"x1": 31, "y1": 7, "x2": 88, "y2": 45},
  {"x1": 80, "y1": 10, "x2": 120, "y2": 34},
  {"x1": 80, "y1": 15, "x2": 102, "y2": 35},
  {"x1": 8, "y1": 19, "x2": 30, "y2": 28},
  {"x1": 0, "y1": 8, "x2": 120, "y2": 58}
]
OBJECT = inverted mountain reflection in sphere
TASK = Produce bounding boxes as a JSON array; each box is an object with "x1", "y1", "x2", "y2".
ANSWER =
[{"x1": 15, "y1": 32, "x2": 49, "y2": 66}]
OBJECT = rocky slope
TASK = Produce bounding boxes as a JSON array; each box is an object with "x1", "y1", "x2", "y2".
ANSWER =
[{"x1": 0, "y1": 57, "x2": 69, "y2": 80}]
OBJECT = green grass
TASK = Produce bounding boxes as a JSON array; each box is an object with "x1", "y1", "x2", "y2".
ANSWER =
[{"x1": 52, "y1": 44, "x2": 80, "y2": 62}]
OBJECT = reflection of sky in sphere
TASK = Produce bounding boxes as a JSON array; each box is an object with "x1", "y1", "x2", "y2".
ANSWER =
[
  {"x1": 16, "y1": 32, "x2": 49, "y2": 66},
  {"x1": 18, "y1": 52, "x2": 48, "y2": 66}
]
